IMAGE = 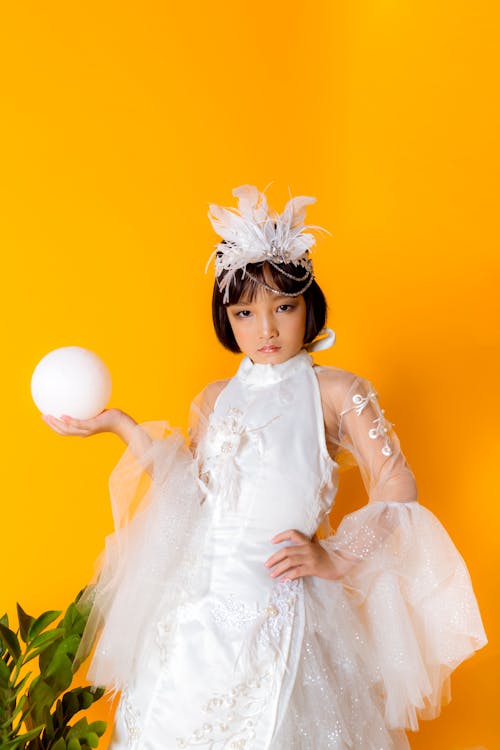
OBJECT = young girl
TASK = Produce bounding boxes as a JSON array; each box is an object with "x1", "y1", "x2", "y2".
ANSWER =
[{"x1": 42, "y1": 184, "x2": 487, "y2": 749}]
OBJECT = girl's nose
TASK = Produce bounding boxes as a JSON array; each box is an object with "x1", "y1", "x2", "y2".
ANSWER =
[{"x1": 259, "y1": 314, "x2": 278, "y2": 339}]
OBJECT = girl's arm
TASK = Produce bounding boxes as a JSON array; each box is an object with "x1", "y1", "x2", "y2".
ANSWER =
[
  {"x1": 41, "y1": 409, "x2": 156, "y2": 476},
  {"x1": 317, "y1": 369, "x2": 418, "y2": 574},
  {"x1": 42, "y1": 407, "x2": 134, "y2": 441}
]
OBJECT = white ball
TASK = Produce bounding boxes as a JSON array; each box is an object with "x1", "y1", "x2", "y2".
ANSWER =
[{"x1": 31, "y1": 346, "x2": 112, "y2": 420}]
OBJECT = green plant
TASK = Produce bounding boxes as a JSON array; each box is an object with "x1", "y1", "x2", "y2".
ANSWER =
[{"x1": 0, "y1": 590, "x2": 107, "y2": 750}]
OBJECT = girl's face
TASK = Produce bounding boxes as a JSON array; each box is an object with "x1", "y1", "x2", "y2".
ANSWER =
[{"x1": 226, "y1": 287, "x2": 307, "y2": 365}]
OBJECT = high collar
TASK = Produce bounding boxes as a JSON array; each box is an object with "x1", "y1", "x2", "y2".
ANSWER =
[{"x1": 236, "y1": 349, "x2": 313, "y2": 386}]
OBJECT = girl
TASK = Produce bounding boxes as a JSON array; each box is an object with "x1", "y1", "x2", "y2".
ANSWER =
[{"x1": 42, "y1": 185, "x2": 487, "y2": 749}]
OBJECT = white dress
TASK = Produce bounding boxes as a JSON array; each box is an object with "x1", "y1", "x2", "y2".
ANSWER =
[{"x1": 74, "y1": 349, "x2": 487, "y2": 749}]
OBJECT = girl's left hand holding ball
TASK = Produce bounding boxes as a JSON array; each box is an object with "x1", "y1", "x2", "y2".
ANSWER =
[{"x1": 41, "y1": 408, "x2": 125, "y2": 438}]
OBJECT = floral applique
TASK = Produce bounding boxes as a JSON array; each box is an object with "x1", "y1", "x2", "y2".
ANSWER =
[
  {"x1": 209, "y1": 580, "x2": 299, "y2": 645},
  {"x1": 199, "y1": 407, "x2": 279, "y2": 511},
  {"x1": 256, "y1": 579, "x2": 299, "y2": 651}
]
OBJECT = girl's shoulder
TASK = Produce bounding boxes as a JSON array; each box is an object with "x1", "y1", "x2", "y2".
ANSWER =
[
  {"x1": 192, "y1": 378, "x2": 231, "y2": 414},
  {"x1": 313, "y1": 363, "x2": 372, "y2": 413}
]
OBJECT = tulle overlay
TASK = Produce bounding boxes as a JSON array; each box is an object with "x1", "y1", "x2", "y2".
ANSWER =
[
  {"x1": 74, "y1": 421, "x2": 211, "y2": 698},
  {"x1": 317, "y1": 501, "x2": 487, "y2": 731},
  {"x1": 74, "y1": 351, "x2": 487, "y2": 748}
]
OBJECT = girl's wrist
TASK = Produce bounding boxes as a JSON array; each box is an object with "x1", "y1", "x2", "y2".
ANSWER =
[{"x1": 111, "y1": 410, "x2": 138, "y2": 444}]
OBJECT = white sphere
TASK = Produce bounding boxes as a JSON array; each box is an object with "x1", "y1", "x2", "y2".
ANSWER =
[{"x1": 31, "y1": 346, "x2": 112, "y2": 420}]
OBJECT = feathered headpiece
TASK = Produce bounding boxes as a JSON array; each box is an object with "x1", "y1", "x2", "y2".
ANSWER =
[{"x1": 207, "y1": 183, "x2": 330, "y2": 303}]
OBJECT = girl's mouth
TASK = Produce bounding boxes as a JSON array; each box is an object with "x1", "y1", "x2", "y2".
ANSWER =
[{"x1": 258, "y1": 345, "x2": 281, "y2": 353}]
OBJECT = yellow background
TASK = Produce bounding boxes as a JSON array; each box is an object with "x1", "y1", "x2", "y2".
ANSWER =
[{"x1": 1, "y1": 1, "x2": 498, "y2": 747}]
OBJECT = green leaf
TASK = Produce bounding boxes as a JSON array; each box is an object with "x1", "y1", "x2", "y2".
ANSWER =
[
  {"x1": 25, "y1": 630, "x2": 64, "y2": 663},
  {"x1": 88, "y1": 720, "x2": 107, "y2": 736},
  {"x1": 0, "y1": 614, "x2": 8, "y2": 658},
  {"x1": 87, "y1": 732, "x2": 99, "y2": 748},
  {"x1": 0, "y1": 623, "x2": 21, "y2": 661},
  {"x1": 62, "y1": 603, "x2": 84, "y2": 636},
  {"x1": 44, "y1": 652, "x2": 73, "y2": 693},
  {"x1": 13, "y1": 670, "x2": 32, "y2": 696},
  {"x1": 8, "y1": 691, "x2": 27, "y2": 724},
  {"x1": 44, "y1": 652, "x2": 73, "y2": 681},
  {"x1": 61, "y1": 690, "x2": 80, "y2": 722},
  {"x1": 38, "y1": 638, "x2": 61, "y2": 676},
  {"x1": 0, "y1": 657, "x2": 11, "y2": 686},
  {"x1": 4, "y1": 724, "x2": 45, "y2": 746},
  {"x1": 51, "y1": 738, "x2": 67, "y2": 750},
  {"x1": 79, "y1": 691, "x2": 94, "y2": 710},
  {"x1": 27, "y1": 611, "x2": 62, "y2": 642},
  {"x1": 54, "y1": 696, "x2": 65, "y2": 728},
  {"x1": 67, "y1": 738, "x2": 81, "y2": 750},
  {"x1": 89, "y1": 686, "x2": 105, "y2": 702},
  {"x1": 27, "y1": 676, "x2": 56, "y2": 725},
  {"x1": 66, "y1": 716, "x2": 90, "y2": 740},
  {"x1": 16, "y1": 603, "x2": 35, "y2": 644},
  {"x1": 55, "y1": 635, "x2": 81, "y2": 663}
]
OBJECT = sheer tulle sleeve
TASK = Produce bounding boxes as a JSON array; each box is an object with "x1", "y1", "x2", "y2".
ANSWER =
[
  {"x1": 187, "y1": 379, "x2": 228, "y2": 456},
  {"x1": 72, "y1": 381, "x2": 231, "y2": 697},
  {"x1": 317, "y1": 372, "x2": 488, "y2": 731},
  {"x1": 73, "y1": 418, "x2": 211, "y2": 697}
]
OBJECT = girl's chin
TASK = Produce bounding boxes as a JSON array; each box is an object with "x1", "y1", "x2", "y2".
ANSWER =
[{"x1": 249, "y1": 347, "x2": 300, "y2": 364}]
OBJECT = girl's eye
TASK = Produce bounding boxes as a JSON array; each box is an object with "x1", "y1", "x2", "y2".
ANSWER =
[
  {"x1": 277, "y1": 304, "x2": 294, "y2": 312},
  {"x1": 235, "y1": 310, "x2": 252, "y2": 318}
]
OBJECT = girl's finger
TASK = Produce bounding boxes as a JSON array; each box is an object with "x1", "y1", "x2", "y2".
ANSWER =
[
  {"x1": 271, "y1": 529, "x2": 308, "y2": 545},
  {"x1": 43, "y1": 415, "x2": 88, "y2": 437},
  {"x1": 43, "y1": 420, "x2": 68, "y2": 436},
  {"x1": 269, "y1": 554, "x2": 303, "y2": 578},
  {"x1": 279, "y1": 564, "x2": 305, "y2": 582},
  {"x1": 265, "y1": 545, "x2": 307, "y2": 569}
]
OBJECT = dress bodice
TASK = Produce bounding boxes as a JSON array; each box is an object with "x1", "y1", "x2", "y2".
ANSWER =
[{"x1": 197, "y1": 349, "x2": 339, "y2": 540}]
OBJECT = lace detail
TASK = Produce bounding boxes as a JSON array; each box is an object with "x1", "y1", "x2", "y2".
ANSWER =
[
  {"x1": 257, "y1": 579, "x2": 299, "y2": 650},
  {"x1": 341, "y1": 390, "x2": 394, "y2": 457},
  {"x1": 175, "y1": 670, "x2": 273, "y2": 748},
  {"x1": 208, "y1": 581, "x2": 299, "y2": 646},
  {"x1": 155, "y1": 611, "x2": 176, "y2": 665},
  {"x1": 210, "y1": 594, "x2": 260, "y2": 631}
]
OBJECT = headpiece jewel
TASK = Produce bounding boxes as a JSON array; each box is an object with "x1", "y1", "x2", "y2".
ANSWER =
[{"x1": 207, "y1": 183, "x2": 331, "y2": 303}]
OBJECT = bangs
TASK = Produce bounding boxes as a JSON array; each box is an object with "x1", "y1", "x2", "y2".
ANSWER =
[{"x1": 221, "y1": 262, "x2": 310, "y2": 305}]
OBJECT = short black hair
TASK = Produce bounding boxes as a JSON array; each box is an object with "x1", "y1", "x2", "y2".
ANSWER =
[{"x1": 212, "y1": 260, "x2": 328, "y2": 353}]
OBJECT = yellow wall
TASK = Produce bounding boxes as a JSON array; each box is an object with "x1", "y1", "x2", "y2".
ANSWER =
[{"x1": 1, "y1": 1, "x2": 497, "y2": 747}]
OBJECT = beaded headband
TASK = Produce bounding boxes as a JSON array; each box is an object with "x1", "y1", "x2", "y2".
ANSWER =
[{"x1": 207, "y1": 183, "x2": 330, "y2": 303}]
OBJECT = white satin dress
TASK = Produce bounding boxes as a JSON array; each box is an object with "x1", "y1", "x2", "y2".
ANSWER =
[{"x1": 81, "y1": 350, "x2": 487, "y2": 750}]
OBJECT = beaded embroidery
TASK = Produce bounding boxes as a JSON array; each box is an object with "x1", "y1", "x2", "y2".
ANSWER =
[
  {"x1": 120, "y1": 686, "x2": 142, "y2": 748},
  {"x1": 340, "y1": 389, "x2": 394, "y2": 457},
  {"x1": 175, "y1": 670, "x2": 273, "y2": 748},
  {"x1": 177, "y1": 581, "x2": 298, "y2": 748}
]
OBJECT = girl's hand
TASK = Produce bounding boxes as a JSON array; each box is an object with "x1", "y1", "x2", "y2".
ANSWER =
[
  {"x1": 264, "y1": 529, "x2": 342, "y2": 582},
  {"x1": 41, "y1": 407, "x2": 126, "y2": 438}
]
